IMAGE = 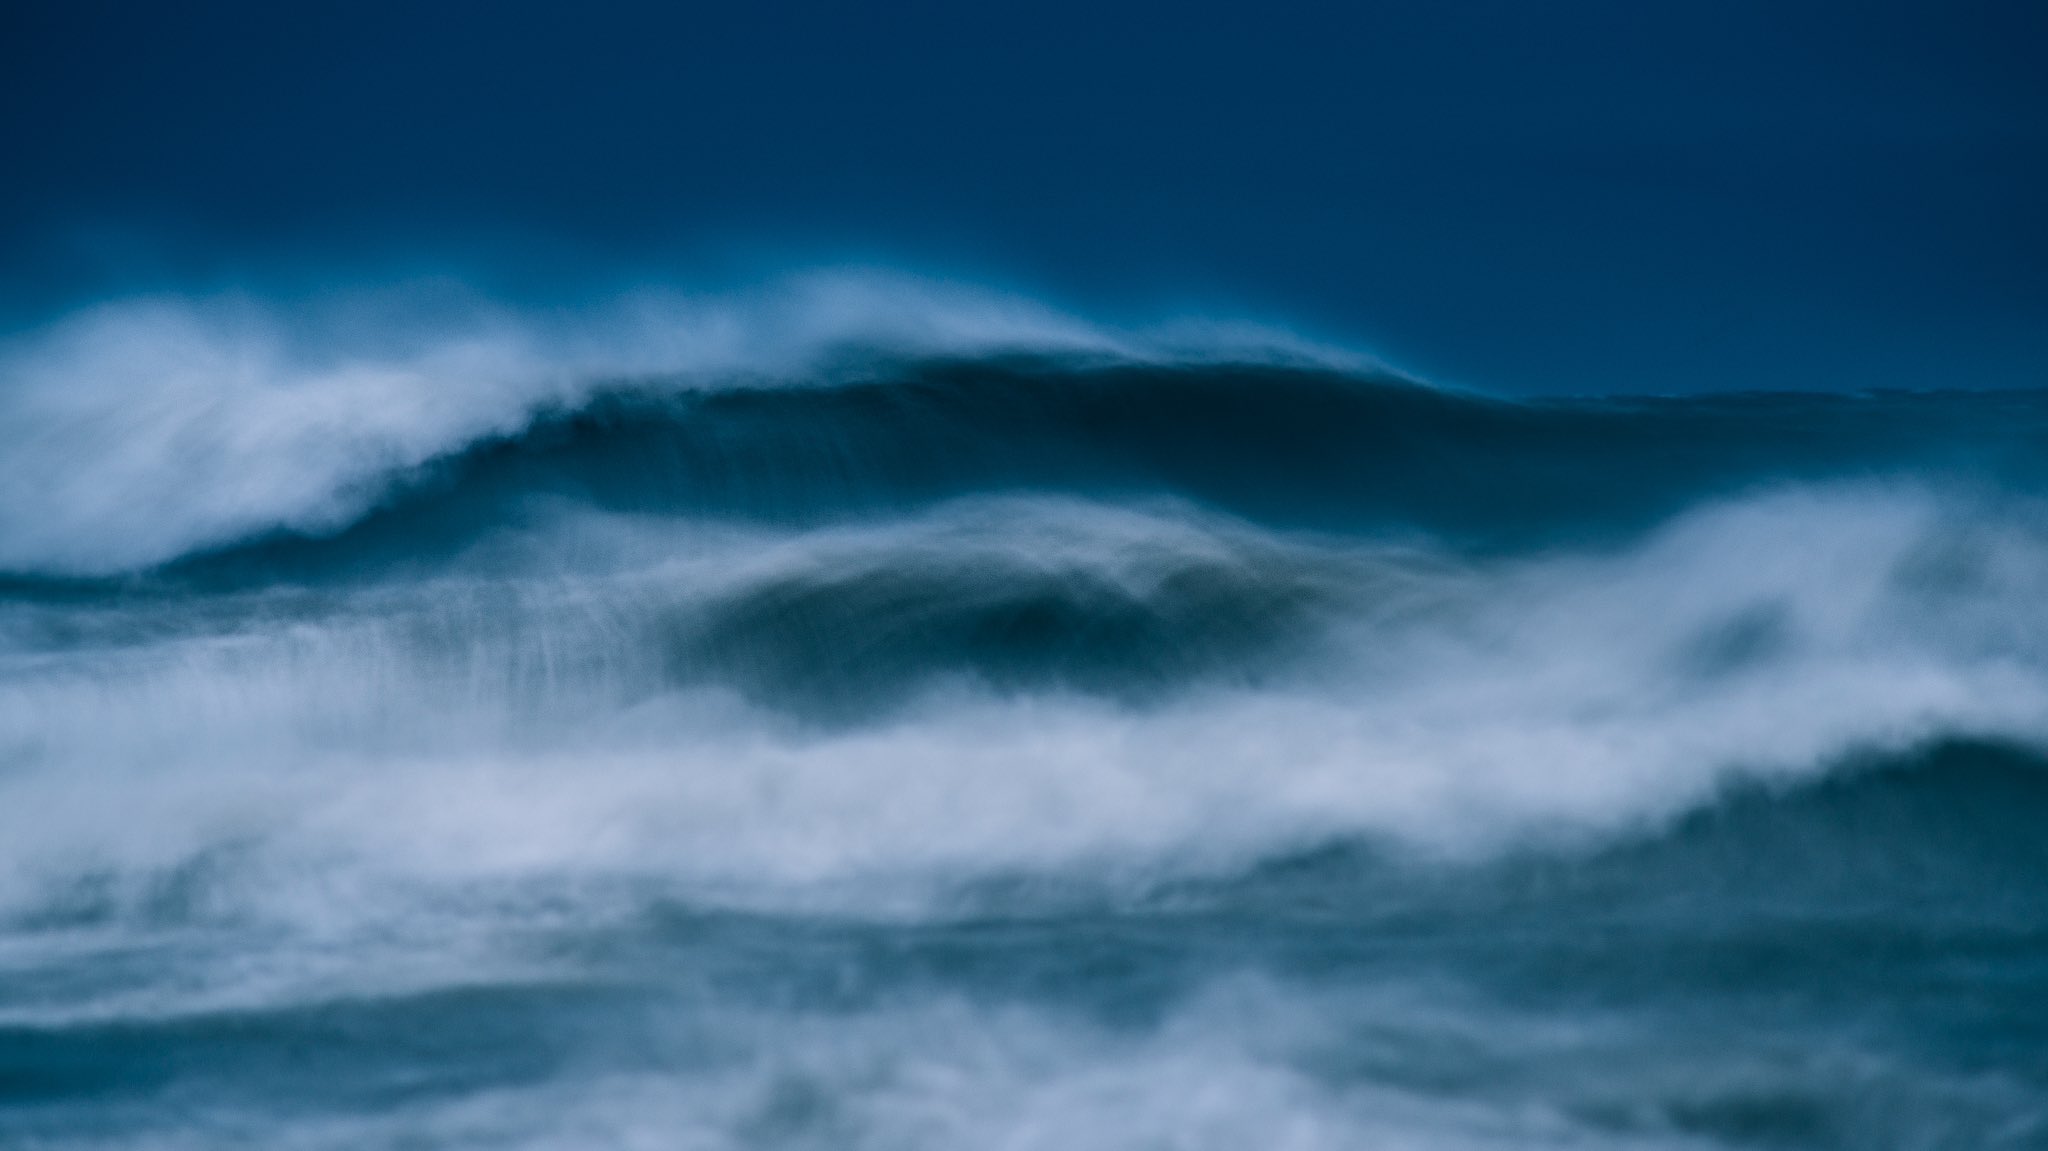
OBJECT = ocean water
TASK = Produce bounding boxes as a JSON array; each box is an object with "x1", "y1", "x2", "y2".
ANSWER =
[{"x1": 1, "y1": 275, "x2": 2045, "y2": 1149}]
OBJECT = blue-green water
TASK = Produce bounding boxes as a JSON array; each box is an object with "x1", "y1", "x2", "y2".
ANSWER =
[{"x1": 2, "y1": 283, "x2": 2045, "y2": 1147}]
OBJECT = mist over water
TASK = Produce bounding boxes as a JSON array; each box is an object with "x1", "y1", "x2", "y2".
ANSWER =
[{"x1": 3, "y1": 274, "x2": 2046, "y2": 1149}]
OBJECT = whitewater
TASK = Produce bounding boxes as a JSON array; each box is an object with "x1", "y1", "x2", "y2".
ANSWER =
[{"x1": 1, "y1": 272, "x2": 2044, "y2": 1149}]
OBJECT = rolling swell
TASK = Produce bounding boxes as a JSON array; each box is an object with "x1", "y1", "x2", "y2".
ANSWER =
[{"x1": 114, "y1": 356, "x2": 2048, "y2": 587}]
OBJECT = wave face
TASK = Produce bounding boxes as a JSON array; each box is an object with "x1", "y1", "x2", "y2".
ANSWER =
[{"x1": 3, "y1": 279, "x2": 2046, "y2": 1148}]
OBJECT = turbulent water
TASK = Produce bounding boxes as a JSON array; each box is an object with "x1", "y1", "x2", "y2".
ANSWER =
[{"x1": 2, "y1": 278, "x2": 2046, "y2": 1149}]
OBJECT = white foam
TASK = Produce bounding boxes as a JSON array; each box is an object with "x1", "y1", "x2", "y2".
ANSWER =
[
  {"x1": 2, "y1": 485, "x2": 2045, "y2": 949},
  {"x1": 49, "y1": 977, "x2": 1696, "y2": 1151}
]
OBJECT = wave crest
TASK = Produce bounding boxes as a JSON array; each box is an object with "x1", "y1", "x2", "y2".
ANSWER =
[{"x1": 0, "y1": 272, "x2": 1361, "y2": 575}]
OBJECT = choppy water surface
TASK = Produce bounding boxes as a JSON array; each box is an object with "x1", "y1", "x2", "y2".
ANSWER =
[{"x1": 2, "y1": 281, "x2": 2045, "y2": 1148}]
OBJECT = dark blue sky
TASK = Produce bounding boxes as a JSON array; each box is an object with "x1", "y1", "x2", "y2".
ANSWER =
[{"x1": 4, "y1": 0, "x2": 2043, "y2": 393}]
